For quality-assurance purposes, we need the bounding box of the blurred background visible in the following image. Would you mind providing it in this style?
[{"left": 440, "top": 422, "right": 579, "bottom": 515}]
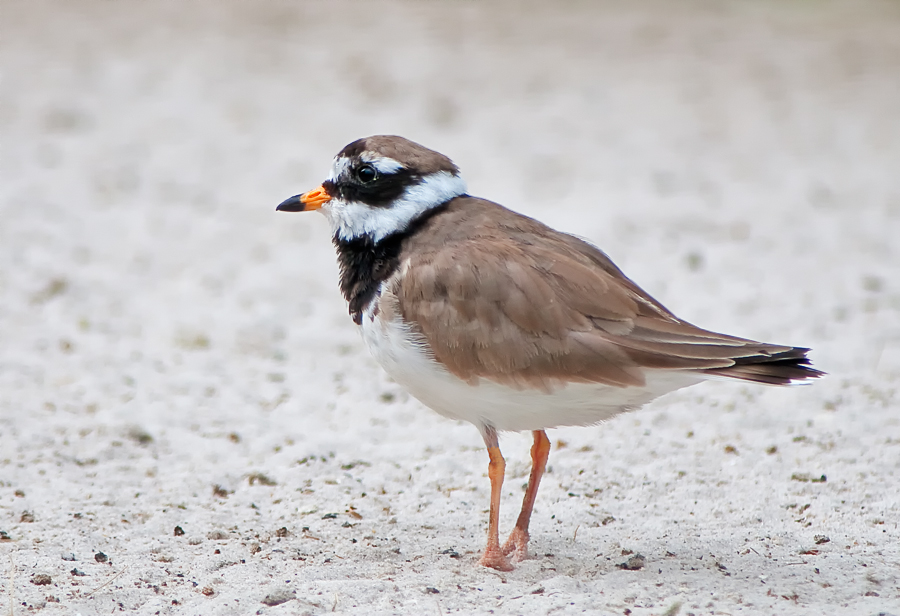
[
  {"left": 2, "top": 0, "right": 897, "bottom": 402},
  {"left": 0, "top": 1, "right": 899, "bottom": 612}
]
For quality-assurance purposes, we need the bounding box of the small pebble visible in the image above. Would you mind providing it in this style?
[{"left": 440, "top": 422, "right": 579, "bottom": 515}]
[
  {"left": 31, "top": 573, "right": 52, "bottom": 586},
  {"left": 261, "top": 587, "right": 294, "bottom": 606},
  {"left": 618, "top": 554, "right": 646, "bottom": 570}
]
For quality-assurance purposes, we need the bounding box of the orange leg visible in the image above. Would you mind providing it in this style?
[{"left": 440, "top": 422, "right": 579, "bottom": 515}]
[
  {"left": 478, "top": 427, "right": 513, "bottom": 571},
  {"left": 502, "top": 430, "right": 551, "bottom": 561}
]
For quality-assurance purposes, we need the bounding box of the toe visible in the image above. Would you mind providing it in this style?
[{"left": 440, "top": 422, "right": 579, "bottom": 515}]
[
  {"left": 510, "top": 544, "right": 529, "bottom": 563},
  {"left": 480, "top": 546, "right": 514, "bottom": 571},
  {"left": 502, "top": 527, "right": 530, "bottom": 560}
]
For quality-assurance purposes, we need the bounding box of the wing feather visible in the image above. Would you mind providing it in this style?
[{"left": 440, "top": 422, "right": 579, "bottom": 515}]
[{"left": 393, "top": 197, "right": 822, "bottom": 389}]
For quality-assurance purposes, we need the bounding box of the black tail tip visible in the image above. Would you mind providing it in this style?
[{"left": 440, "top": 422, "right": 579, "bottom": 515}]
[{"left": 707, "top": 348, "right": 825, "bottom": 386}]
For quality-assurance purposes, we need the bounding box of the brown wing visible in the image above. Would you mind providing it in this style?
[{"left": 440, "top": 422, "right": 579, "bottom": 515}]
[{"left": 393, "top": 197, "right": 821, "bottom": 390}]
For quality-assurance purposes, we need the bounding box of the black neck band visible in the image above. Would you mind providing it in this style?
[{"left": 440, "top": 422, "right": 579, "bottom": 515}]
[{"left": 333, "top": 203, "right": 449, "bottom": 325}]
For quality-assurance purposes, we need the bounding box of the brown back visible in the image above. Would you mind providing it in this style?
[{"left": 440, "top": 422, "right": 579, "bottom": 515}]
[{"left": 392, "top": 196, "right": 818, "bottom": 390}]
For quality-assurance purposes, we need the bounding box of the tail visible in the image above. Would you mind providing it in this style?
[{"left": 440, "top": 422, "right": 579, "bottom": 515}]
[{"left": 703, "top": 347, "right": 824, "bottom": 386}]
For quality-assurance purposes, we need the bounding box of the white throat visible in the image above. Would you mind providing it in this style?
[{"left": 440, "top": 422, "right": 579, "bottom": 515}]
[{"left": 321, "top": 171, "right": 467, "bottom": 243}]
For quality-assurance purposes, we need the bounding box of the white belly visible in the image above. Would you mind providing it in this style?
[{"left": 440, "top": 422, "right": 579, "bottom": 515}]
[{"left": 359, "top": 303, "right": 702, "bottom": 432}]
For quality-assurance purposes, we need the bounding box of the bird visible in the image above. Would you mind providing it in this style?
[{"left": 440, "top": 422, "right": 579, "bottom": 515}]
[{"left": 276, "top": 135, "right": 823, "bottom": 571}]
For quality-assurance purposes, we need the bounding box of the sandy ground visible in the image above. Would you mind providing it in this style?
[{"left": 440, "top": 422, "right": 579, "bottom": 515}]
[{"left": 1, "top": 1, "right": 899, "bottom": 614}]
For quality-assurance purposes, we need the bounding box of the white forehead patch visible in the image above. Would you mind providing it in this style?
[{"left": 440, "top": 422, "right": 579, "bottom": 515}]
[{"left": 327, "top": 156, "right": 351, "bottom": 182}]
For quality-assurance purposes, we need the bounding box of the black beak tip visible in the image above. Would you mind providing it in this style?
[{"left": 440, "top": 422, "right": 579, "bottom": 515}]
[{"left": 276, "top": 194, "right": 306, "bottom": 212}]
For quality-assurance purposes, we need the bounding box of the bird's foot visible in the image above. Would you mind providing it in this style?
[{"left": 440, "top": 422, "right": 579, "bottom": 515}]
[
  {"left": 501, "top": 527, "right": 530, "bottom": 562},
  {"left": 479, "top": 543, "right": 514, "bottom": 571}
]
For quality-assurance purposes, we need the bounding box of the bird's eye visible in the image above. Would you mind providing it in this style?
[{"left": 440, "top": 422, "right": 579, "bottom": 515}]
[{"left": 357, "top": 164, "right": 377, "bottom": 184}]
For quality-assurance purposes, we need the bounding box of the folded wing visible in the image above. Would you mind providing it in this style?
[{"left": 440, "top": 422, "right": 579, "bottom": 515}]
[{"left": 395, "top": 203, "right": 823, "bottom": 390}]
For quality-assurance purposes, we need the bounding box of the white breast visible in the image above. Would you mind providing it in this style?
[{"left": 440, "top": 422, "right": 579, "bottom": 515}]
[{"left": 359, "top": 290, "right": 702, "bottom": 432}]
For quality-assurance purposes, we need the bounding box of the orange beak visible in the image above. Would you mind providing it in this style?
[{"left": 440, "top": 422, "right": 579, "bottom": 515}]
[{"left": 276, "top": 185, "right": 332, "bottom": 212}]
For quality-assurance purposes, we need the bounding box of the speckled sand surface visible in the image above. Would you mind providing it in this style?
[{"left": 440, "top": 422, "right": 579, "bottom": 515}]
[{"left": 1, "top": 1, "right": 899, "bottom": 614}]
